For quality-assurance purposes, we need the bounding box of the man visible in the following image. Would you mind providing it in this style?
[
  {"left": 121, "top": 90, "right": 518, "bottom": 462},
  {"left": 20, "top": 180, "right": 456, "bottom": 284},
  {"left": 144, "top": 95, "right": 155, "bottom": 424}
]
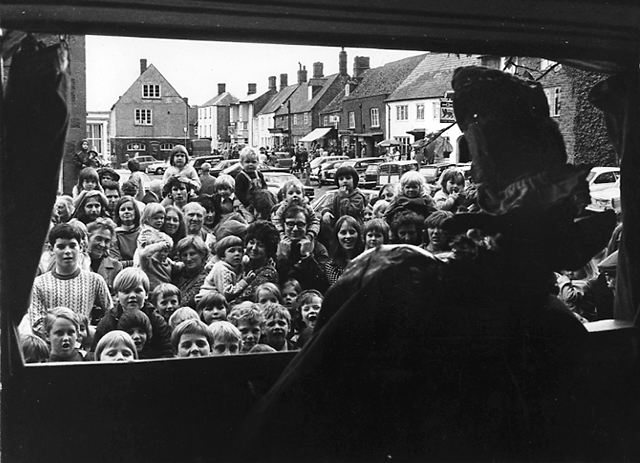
[
  {"left": 199, "top": 162, "right": 216, "bottom": 196},
  {"left": 29, "top": 223, "right": 113, "bottom": 337},
  {"left": 183, "top": 202, "right": 215, "bottom": 251},
  {"left": 102, "top": 179, "right": 122, "bottom": 217}
]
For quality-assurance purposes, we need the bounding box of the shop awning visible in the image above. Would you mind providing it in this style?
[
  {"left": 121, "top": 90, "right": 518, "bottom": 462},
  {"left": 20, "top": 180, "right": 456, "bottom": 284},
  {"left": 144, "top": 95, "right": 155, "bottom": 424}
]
[{"left": 299, "top": 127, "right": 333, "bottom": 142}]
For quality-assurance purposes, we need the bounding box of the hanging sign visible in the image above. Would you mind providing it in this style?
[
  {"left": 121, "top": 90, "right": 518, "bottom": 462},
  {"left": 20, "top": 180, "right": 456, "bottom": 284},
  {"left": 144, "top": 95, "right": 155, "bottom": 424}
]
[{"left": 439, "top": 98, "right": 455, "bottom": 123}]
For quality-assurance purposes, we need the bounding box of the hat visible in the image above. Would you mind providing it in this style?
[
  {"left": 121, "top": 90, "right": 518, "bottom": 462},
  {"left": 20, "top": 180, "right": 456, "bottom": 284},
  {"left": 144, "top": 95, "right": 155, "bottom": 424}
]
[
  {"left": 98, "top": 167, "right": 120, "bottom": 182},
  {"left": 598, "top": 250, "right": 618, "bottom": 274},
  {"left": 334, "top": 165, "right": 359, "bottom": 188},
  {"left": 216, "top": 218, "right": 248, "bottom": 240}
]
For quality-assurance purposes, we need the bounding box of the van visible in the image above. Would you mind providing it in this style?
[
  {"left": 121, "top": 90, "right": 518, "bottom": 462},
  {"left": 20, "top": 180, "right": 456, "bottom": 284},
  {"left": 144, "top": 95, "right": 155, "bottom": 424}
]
[{"left": 374, "top": 160, "right": 419, "bottom": 188}]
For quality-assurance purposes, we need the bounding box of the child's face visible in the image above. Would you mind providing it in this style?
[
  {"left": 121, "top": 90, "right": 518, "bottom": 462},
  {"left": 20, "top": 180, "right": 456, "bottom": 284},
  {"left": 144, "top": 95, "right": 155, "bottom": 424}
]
[
  {"left": 47, "top": 318, "right": 78, "bottom": 358},
  {"left": 224, "top": 245, "right": 244, "bottom": 267},
  {"left": 177, "top": 333, "right": 211, "bottom": 357},
  {"left": 173, "top": 152, "right": 187, "bottom": 167},
  {"left": 337, "top": 175, "right": 354, "bottom": 191},
  {"left": 82, "top": 179, "right": 97, "bottom": 191},
  {"left": 150, "top": 212, "right": 165, "bottom": 230},
  {"left": 156, "top": 293, "right": 180, "bottom": 320},
  {"left": 300, "top": 296, "right": 322, "bottom": 329},
  {"left": 403, "top": 181, "right": 420, "bottom": 198},
  {"left": 282, "top": 286, "right": 299, "bottom": 308},
  {"left": 204, "top": 209, "right": 216, "bottom": 226},
  {"left": 211, "top": 338, "right": 241, "bottom": 356},
  {"left": 286, "top": 185, "right": 303, "bottom": 204},
  {"left": 77, "top": 322, "right": 88, "bottom": 347},
  {"left": 127, "top": 327, "right": 148, "bottom": 352},
  {"left": 241, "top": 156, "right": 258, "bottom": 173},
  {"left": 257, "top": 289, "right": 278, "bottom": 305},
  {"left": 365, "top": 230, "right": 385, "bottom": 250},
  {"left": 446, "top": 179, "right": 463, "bottom": 194},
  {"left": 264, "top": 315, "right": 289, "bottom": 345},
  {"left": 236, "top": 320, "right": 261, "bottom": 352},
  {"left": 397, "top": 224, "right": 419, "bottom": 245},
  {"left": 380, "top": 188, "right": 395, "bottom": 202},
  {"left": 117, "top": 284, "right": 147, "bottom": 312},
  {"left": 53, "top": 238, "right": 80, "bottom": 273},
  {"left": 201, "top": 304, "right": 227, "bottom": 324},
  {"left": 171, "top": 185, "right": 188, "bottom": 202},
  {"left": 363, "top": 208, "right": 373, "bottom": 222},
  {"left": 118, "top": 201, "right": 136, "bottom": 225},
  {"left": 217, "top": 186, "right": 232, "bottom": 198},
  {"left": 99, "top": 344, "right": 136, "bottom": 362},
  {"left": 84, "top": 197, "right": 102, "bottom": 221}
]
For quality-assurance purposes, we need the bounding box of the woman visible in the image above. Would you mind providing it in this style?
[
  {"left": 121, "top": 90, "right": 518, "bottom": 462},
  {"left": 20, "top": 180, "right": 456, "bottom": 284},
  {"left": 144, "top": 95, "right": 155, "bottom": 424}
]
[
  {"left": 162, "top": 145, "right": 201, "bottom": 192},
  {"left": 111, "top": 195, "right": 141, "bottom": 268},
  {"left": 276, "top": 203, "right": 329, "bottom": 293},
  {"left": 87, "top": 217, "right": 123, "bottom": 298},
  {"left": 52, "top": 195, "right": 74, "bottom": 225},
  {"left": 325, "top": 215, "right": 365, "bottom": 286},
  {"left": 162, "top": 205, "right": 187, "bottom": 259},
  {"left": 236, "top": 221, "right": 280, "bottom": 302},
  {"left": 72, "top": 190, "right": 109, "bottom": 225},
  {"left": 173, "top": 235, "right": 210, "bottom": 309}
]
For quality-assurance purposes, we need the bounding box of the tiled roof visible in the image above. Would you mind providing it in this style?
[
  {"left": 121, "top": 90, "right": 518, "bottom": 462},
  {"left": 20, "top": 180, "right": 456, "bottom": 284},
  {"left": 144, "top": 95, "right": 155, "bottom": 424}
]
[
  {"left": 387, "top": 54, "right": 479, "bottom": 101},
  {"left": 257, "top": 85, "right": 299, "bottom": 115},
  {"left": 201, "top": 92, "right": 239, "bottom": 107},
  {"left": 320, "top": 88, "right": 345, "bottom": 114},
  {"left": 344, "top": 53, "right": 428, "bottom": 100},
  {"left": 275, "top": 73, "right": 341, "bottom": 115}
]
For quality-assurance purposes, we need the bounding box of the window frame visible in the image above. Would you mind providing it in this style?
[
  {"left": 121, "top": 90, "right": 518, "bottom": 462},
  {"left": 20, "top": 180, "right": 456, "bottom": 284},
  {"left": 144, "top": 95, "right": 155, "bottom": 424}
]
[
  {"left": 134, "top": 108, "right": 153, "bottom": 126},
  {"left": 142, "top": 84, "right": 161, "bottom": 99}
]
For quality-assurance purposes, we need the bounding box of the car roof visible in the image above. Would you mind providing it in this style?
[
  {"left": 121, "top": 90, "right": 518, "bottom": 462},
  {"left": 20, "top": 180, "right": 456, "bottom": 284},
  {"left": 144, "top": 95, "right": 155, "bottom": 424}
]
[
  {"left": 379, "top": 160, "right": 418, "bottom": 166},
  {"left": 590, "top": 166, "right": 620, "bottom": 173}
]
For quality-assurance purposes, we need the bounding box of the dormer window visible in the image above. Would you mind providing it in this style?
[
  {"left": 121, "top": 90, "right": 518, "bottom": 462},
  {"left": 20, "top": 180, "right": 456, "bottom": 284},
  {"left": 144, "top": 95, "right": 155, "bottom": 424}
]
[
  {"left": 345, "top": 83, "right": 350, "bottom": 97},
  {"left": 142, "top": 84, "right": 161, "bottom": 98}
]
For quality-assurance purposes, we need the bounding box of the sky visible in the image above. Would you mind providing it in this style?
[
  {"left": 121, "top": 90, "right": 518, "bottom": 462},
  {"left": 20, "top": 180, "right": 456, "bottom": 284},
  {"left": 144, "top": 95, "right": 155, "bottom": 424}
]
[{"left": 85, "top": 36, "right": 424, "bottom": 111}]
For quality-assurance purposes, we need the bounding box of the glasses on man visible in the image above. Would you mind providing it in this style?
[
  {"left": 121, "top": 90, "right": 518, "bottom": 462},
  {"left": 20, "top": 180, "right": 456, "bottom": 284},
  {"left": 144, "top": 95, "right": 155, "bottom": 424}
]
[{"left": 285, "top": 221, "right": 306, "bottom": 229}]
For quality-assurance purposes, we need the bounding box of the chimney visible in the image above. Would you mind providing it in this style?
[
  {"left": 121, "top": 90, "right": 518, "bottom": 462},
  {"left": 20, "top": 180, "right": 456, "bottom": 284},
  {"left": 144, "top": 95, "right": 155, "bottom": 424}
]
[
  {"left": 339, "top": 48, "right": 347, "bottom": 76},
  {"left": 313, "top": 62, "right": 324, "bottom": 78},
  {"left": 218, "top": 83, "right": 226, "bottom": 95},
  {"left": 297, "top": 66, "right": 308, "bottom": 84},
  {"left": 280, "top": 73, "right": 288, "bottom": 90},
  {"left": 248, "top": 83, "right": 257, "bottom": 95},
  {"left": 268, "top": 76, "right": 277, "bottom": 92},
  {"left": 140, "top": 59, "right": 147, "bottom": 75},
  {"left": 353, "top": 56, "right": 370, "bottom": 78}
]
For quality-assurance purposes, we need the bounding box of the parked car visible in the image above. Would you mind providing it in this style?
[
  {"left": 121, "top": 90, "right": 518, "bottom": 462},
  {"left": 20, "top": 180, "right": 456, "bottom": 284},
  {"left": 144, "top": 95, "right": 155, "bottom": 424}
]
[
  {"left": 586, "top": 178, "right": 621, "bottom": 213},
  {"left": 209, "top": 159, "right": 240, "bottom": 177},
  {"left": 145, "top": 160, "right": 170, "bottom": 175},
  {"left": 115, "top": 169, "right": 151, "bottom": 193},
  {"left": 120, "top": 155, "right": 159, "bottom": 172},
  {"left": 220, "top": 161, "right": 287, "bottom": 178},
  {"left": 420, "top": 161, "right": 457, "bottom": 184},
  {"left": 310, "top": 155, "right": 349, "bottom": 176},
  {"left": 317, "top": 159, "right": 348, "bottom": 185},
  {"left": 263, "top": 171, "right": 314, "bottom": 199},
  {"left": 190, "top": 155, "right": 223, "bottom": 174},
  {"left": 373, "top": 160, "right": 419, "bottom": 188},
  {"left": 587, "top": 166, "right": 620, "bottom": 194},
  {"left": 338, "top": 157, "right": 386, "bottom": 186}
]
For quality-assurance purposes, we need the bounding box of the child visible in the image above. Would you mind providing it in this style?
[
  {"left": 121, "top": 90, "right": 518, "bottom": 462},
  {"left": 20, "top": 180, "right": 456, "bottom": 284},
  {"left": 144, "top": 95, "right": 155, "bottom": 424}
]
[
  {"left": 150, "top": 283, "right": 181, "bottom": 322},
  {"left": 295, "top": 289, "right": 323, "bottom": 332},
  {"left": 94, "top": 330, "right": 138, "bottom": 362},
  {"left": 234, "top": 146, "right": 268, "bottom": 219},
  {"left": 200, "top": 235, "right": 256, "bottom": 302},
  {"left": 20, "top": 334, "right": 50, "bottom": 363},
  {"left": 363, "top": 204, "right": 374, "bottom": 223},
  {"left": 372, "top": 200, "right": 389, "bottom": 219},
  {"left": 168, "top": 307, "right": 200, "bottom": 330},
  {"left": 228, "top": 304, "right": 264, "bottom": 353},
  {"left": 197, "top": 291, "right": 230, "bottom": 324},
  {"left": 364, "top": 218, "right": 391, "bottom": 250},
  {"left": 72, "top": 166, "right": 103, "bottom": 198},
  {"left": 138, "top": 231, "right": 183, "bottom": 291},
  {"left": 272, "top": 179, "right": 319, "bottom": 242},
  {"left": 281, "top": 278, "right": 302, "bottom": 312},
  {"left": 254, "top": 282, "right": 283, "bottom": 306},
  {"left": 433, "top": 168, "right": 469, "bottom": 212},
  {"left": 261, "top": 303, "right": 295, "bottom": 352},
  {"left": 384, "top": 171, "right": 436, "bottom": 225},
  {"left": 208, "top": 321, "right": 242, "bottom": 356},
  {"left": 321, "top": 165, "right": 366, "bottom": 224},
  {"left": 214, "top": 174, "right": 249, "bottom": 223},
  {"left": 137, "top": 203, "right": 166, "bottom": 248},
  {"left": 118, "top": 309, "right": 156, "bottom": 359},
  {"left": 76, "top": 314, "right": 93, "bottom": 357},
  {"left": 44, "top": 307, "right": 92, "bottom": 362},
  {"left": 171, "top": 319, "right": 214, "bottom": 358}
]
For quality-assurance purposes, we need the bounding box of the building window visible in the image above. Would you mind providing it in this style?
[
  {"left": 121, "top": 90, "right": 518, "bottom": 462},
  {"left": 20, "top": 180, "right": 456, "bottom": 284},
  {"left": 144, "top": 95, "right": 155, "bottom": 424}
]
[
  {"left": 293, "top": 114, "right": 299, "bottom": 125},
  {"left": 416, "top": 104, "right": 425, "bottom": 120},
  {"left": 396, "top": 105, "right": 408, "bottom": 121},
  {"left": 86, "top": 124, "right": 102, "bottom": 154},
  {"left": 345, "top": 83, "right": 350, "bottom": 97},
  {"left": 348, "top": 111, "right": 356, "bottom": 129},
  {"left": 323, "top": 115, "right": 329, "bottom": 126},
  {"left": 126, "top": 143, "right": 146, "bottom": 151},
  {"left": 370, "top": 108, "right": 380, "bottom": 127},
  {"left": 544, "top": 87, "right": 561, "bottom": 116},
  {"left": 304, "top": 112, "right": 309, "bottom": 125},
  {"left": 135, "top": 109, "right": 152, "bottom": 125},
  {"left": 160, "top": 143, "right": 174, "bottom": 151},
  {"left": 142, "top": 84, "right": 160, "bottom": 98},
  {"left": 394, "top": 136, "right": 410, "bottom": 154},
  {"left": 432, "top": 101, "right": 439, "bottom": 119}
]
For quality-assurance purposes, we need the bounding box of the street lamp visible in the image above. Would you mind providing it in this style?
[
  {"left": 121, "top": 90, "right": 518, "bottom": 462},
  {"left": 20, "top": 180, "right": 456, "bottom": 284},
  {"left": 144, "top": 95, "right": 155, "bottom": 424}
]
[{"left": 287, "top": 100, "right": 292, "bottom": 147}]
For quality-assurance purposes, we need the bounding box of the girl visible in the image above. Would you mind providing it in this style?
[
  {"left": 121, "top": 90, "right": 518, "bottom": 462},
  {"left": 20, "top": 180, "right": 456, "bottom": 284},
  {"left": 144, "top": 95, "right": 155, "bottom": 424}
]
[
  {"left": 72, "top": 190, "right": 109, "bottom": 225},
  {"left": 364, "top": 218, "right": 390, "bottom": 250},
  {"left": 197, "top": 291, "right": 230, "bottom": 325},
  {"left": 433, "top": 168, "right": 469, "bottom": 212},
  {"left": 72, "top": 166, "right": 103, "bottom": 198},
  {"left": 94, "top": 330, "right": 138, "bottom": 362},
  {"left": 372, "top": 199, "right": 389, "bottom": 219},
  {"left": 254, "top": 282, "right": 283, "bottom": 305},
  {"left": 281, "top": 278, "right": 302, "bottom": 312},
  {"left": 162, "top": 205, "right": 187, "bottom": 259},
  {"left": 272, "top": 178, "right": 319, "bottom": 242},
  {"left": 295, "top": 289, "right": 323, "bottom": 332},
  {"left": 162, "top": 145, "right": 201, "bottom": 192},
  {"left": 324, "top": 215, "right": 364, "bottom": 286},
  {"left": 137, "top": 203, "right": 166, "bottom": 251},
  {"left": 384, "top": 170, "right": 436, "bottom": 225},
  {"left": 111, "top": 196, "right": 141, "bottom": 268},
  {"left": 377, "top": 183, "right": 396, "bottom": 204},
  {"left": 118, "top": 309, "right": 156, "bottom": 359}
]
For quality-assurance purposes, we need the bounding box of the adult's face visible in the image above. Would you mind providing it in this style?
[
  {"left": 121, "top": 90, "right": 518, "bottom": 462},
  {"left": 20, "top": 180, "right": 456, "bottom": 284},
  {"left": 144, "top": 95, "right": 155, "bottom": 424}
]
[
  {"left": 171, "top": 185, "right": 188, "bottom": 203},
  {"left": 164, "top": 210, "right": 181, "bottom": 236},
  {"left": 105, "top": 189, "right": 120, "bottom": 212},
  {"left": 88, "top": 227, "right": 112, "bottom": 259},
  {"left": 246, "top": 238, "right": 267, "bottom": 264},
  {"left": 118, "top": 201, "right": 136, "bottom": 226},
  {"left": 184, "top": 206, "right": 204, "bottom": 234},
  {"left": 180, "top": 245, "right": 205, "bottom": 272},
  {"left": 337, "top": 220, "right": 358, "bottom": 251},
  {"left": 84, "top": 197, "right": 102, "bottom": 221},
  {"left": 55, "top": 199, "right": 71, "bottom": 222},
  {"left": 284, "top": 212, "right": 308, "bottom": 241}
]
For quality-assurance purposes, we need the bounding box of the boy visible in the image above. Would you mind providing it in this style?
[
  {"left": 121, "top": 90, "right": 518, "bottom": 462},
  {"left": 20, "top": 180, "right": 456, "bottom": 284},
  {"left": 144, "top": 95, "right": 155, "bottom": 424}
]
[
  {"left": 234, "top": 146, "right": 267, "bottom": 218},
  {"left": 20, "top": 334, "right": 50, "bottom": 363},
  {"left": 92, "top": 267, "right": 173, "bottom": 358},
  {"left": 200, "top": 235, "right": 256, "bottom": 302},
  {"left": 118, "top": 308, "right": 156, "bottom": 358},
  {"left": 228, "top": 304, "right": 264, "bottom": 353},
  {"left": 168, "top": 307, "right": 200, "bottom": 330},
  {"left": 150, "top": 283, "right": 181, "bottom": 322},
  {"left": 321, "top": 165, "right": 366, "bottom": 225},
  {"left": 262, "top": 303, "right": 296, "bottom": 352},
  {"left": 171, "top": 319, "right": 214, "bottom": 358},
  {"left": 197, "top": 291, "right": 230, "bottom": 324},
  {"left": 214, "top": 174, "right": 249, "bottom": 221},
  {"left": 208, "top": 321, "right": 242, "bottom": 356},
  {"left": 138, "top": 231, "right": 182, "bottom": 291},
  {"left": 45, "top": 307, "right": 92, "bottom": 362}
]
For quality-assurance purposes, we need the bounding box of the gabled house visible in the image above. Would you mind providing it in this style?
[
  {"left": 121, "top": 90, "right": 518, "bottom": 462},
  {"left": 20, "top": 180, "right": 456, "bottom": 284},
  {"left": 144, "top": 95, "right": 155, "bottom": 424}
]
[
  {"left": 110, "top": 59, "right": 194, "bottom": 164},
  {"left": 386, "top": 53, "right": 479, "bottom": 162},
  {"left": 198, "top": 83, "right": 239, "bottom": 151},
  {"left": 256, "top": 74, "right": 298, "bottom": 149},
  {"left": 229, "top": 79, "right": 277, "bottom": 147},
  {"left": 337, "top": 53, "right": 428, "bottom": 158}
]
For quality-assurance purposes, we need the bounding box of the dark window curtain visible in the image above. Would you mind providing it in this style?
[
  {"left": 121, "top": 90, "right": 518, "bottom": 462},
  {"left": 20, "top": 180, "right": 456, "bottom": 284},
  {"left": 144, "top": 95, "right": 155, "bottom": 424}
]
[
  {"left": 589, "top": 67, "right": 640, "bottom": 322},
  {"left": 1, "top": 36, "right": 69, "bottom": 369}
]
